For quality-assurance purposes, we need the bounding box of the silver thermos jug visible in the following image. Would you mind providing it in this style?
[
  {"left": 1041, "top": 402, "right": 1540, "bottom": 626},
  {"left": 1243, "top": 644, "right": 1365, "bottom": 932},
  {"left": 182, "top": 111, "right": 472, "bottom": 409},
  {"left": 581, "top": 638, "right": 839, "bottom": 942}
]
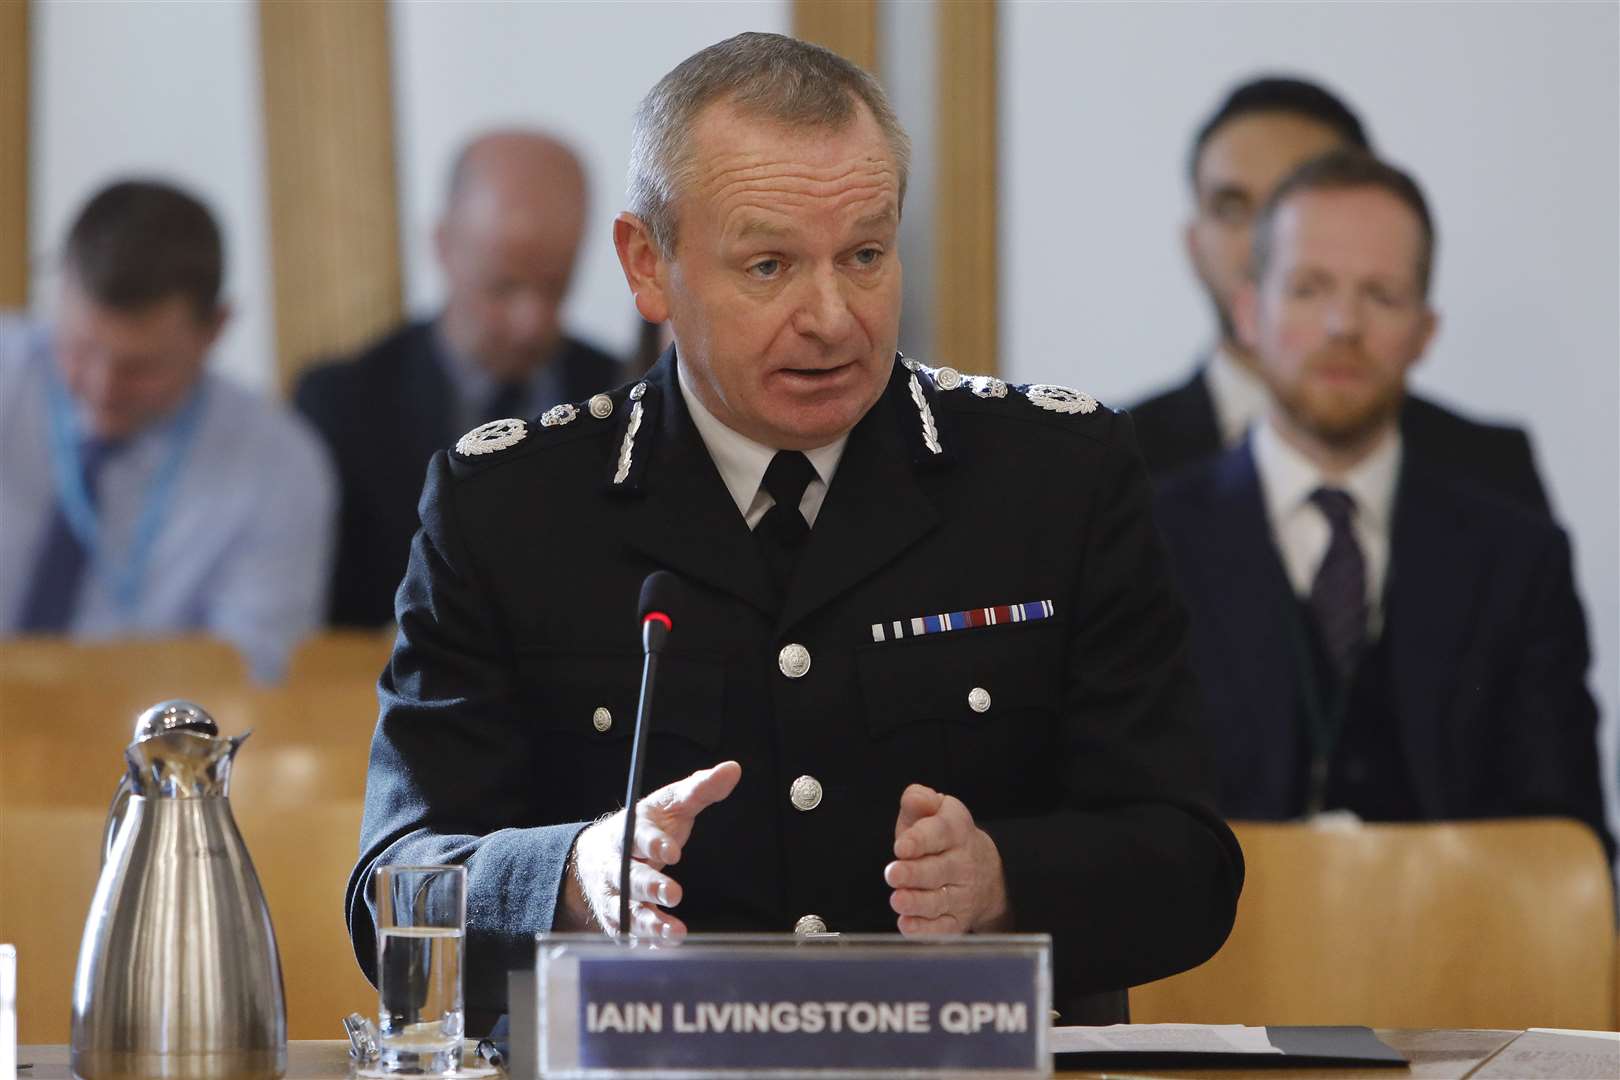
[{"left": 71, "top": 700, "right": 287, "bottom": 1079}]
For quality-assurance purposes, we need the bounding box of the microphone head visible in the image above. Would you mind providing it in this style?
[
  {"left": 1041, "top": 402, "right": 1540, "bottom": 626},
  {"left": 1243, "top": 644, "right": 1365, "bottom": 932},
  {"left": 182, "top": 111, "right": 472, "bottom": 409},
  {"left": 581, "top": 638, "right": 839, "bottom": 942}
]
[{"left": 637, "top": 570, "right": 690, "bottom": 630}]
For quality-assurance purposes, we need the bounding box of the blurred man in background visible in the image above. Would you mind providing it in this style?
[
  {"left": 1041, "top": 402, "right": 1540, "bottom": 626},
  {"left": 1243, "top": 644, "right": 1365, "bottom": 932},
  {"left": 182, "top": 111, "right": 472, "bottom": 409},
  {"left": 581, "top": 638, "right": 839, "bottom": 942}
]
[
  {"left": 1153, "top": 150, "right": 1609, "bottom": 859},
  {"left": 0, "top": 179, "right": 335, "bottom": 683},
  {"left": 1131, "top": 76, "right": 1549, "bottom": 515},
  {"left": 295, "top": 130, "right": 621, "bottom": 628}
]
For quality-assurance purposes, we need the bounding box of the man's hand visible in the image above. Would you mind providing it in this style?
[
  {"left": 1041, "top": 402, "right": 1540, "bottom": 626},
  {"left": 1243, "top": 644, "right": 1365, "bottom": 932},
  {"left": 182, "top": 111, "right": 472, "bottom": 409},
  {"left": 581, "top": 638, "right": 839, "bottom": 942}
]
[
  {"left": 884, "top": 783, "right": 1012, "bottom": 935},
  {"left": 558, "top": 761, "right": 742, "bottom": 941}
]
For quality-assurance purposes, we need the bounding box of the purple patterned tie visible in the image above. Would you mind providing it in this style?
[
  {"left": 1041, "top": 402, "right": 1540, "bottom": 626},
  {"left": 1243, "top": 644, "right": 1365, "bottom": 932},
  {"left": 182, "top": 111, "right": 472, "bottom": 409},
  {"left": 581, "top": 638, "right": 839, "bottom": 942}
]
[{"left": 1308, "top": 487, "right": 1367, "bottom": 680}]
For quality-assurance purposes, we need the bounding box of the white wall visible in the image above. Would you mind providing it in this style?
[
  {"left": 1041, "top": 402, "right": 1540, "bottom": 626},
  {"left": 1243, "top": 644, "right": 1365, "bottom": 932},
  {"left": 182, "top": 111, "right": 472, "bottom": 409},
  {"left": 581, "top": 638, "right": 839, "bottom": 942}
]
[
  {"left": 30, "top": 0, "right": 274, "bottom": 392},
  {"left": 1003, "top": 1, "right": 1620, "bottom": 839},
  {"left": 389, "top": 0, "right": 790, "bottom": 362}
]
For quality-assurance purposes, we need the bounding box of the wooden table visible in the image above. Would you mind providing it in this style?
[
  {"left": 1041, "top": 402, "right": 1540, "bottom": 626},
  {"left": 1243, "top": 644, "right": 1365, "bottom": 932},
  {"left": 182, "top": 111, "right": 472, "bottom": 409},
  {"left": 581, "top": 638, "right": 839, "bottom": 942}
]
[{"left": 11, "top": 1029, "right": 1535, "bottom": 1079}]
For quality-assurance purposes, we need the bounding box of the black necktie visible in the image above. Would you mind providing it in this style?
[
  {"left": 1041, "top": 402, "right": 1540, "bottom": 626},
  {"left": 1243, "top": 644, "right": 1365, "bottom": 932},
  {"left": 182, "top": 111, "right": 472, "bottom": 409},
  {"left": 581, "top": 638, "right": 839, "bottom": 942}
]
[
  {"left": 754, "top": 450, "right": 817, "bottom": 603},
  {"left": 481, "top": 380, "right": 528, "bottom": 424},
  {"left": 17, "top": 438, "right": 126, "bottom": 632},
  {"left": 1308, "top": 487, "right": 1368, "bottom": 681}
]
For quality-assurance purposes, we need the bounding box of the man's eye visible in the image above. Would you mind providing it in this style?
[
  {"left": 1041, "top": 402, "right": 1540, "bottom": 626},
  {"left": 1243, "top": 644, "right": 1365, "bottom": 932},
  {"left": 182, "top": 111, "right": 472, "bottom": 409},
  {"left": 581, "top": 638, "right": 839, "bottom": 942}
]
[
  {"left": 852, "top": 247, "right": 883, "bottom": 267},
  {"left": 748, "top": 259, "right": 781, "bottom": 278},
  {"left": 1209, "top": 196, "right": 1252, "bottom": 226},
  {"left": 1287, "top": 280, "right": 1321, "bottom": 299}
]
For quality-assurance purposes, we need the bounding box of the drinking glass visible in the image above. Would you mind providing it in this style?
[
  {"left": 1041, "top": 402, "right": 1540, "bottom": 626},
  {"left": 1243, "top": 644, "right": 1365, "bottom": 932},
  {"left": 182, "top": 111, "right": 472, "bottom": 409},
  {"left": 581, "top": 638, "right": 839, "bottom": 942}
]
[{"left": 376, "top": 865, "right": 467, "bottom": 1074}]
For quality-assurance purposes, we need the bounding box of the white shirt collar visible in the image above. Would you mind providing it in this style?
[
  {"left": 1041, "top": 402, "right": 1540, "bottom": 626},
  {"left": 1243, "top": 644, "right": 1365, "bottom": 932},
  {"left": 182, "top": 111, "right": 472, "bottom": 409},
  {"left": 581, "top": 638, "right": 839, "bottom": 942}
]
[
  {"left": 1252, "top": 417, "right": 1402, "bottom": 538},
  {"left": 1205, "top": 343, "right": 1273, "bottom": 448},
  {"left": 676, "top": 360, "right": 848, "bottom": 528}
]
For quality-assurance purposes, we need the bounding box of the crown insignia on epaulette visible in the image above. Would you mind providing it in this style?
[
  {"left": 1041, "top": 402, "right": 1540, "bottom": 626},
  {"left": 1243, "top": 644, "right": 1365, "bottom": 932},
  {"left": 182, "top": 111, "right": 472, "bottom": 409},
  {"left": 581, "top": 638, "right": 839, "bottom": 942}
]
[
  {"left": 455, "top": 418, "right": 528, "bottom": 456},
  {"left": 1024, "top": 384, "right": 1099, "bottom": 415}
]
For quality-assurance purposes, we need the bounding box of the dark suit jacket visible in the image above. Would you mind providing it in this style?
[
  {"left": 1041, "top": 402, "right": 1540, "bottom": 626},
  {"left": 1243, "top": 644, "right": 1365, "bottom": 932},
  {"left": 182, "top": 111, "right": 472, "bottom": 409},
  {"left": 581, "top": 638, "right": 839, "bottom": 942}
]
[
  {"left": 1130, "top": 364, "right": 1552, "bottom": 515},
  {"left": 346, "top": 351, "right": 1244, "bottom": 1021},
  {"left": 293, "top": 320, "right": 621, "bottom": 627},
  {"left": 1154, "top": 440, "right": 1611, "bottom": 860}
]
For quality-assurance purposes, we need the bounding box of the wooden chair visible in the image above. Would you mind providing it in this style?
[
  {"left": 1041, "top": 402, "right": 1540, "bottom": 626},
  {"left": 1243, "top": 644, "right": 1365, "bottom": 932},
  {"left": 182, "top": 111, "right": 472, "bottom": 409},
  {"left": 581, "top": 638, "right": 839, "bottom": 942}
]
[
  {"left": 1, "top": 634, "right": 385, "bottom": 1042},
  {"left": 1130, "top": 818, "right": 1617, "bottom": 1030}
]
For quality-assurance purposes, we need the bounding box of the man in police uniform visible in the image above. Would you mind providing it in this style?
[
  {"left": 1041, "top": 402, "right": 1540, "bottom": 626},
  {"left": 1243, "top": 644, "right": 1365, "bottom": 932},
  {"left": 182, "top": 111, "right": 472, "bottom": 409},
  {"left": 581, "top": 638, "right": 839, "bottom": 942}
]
[{"left": 347, "top": 32, "right": 1243, "bottom": 1024}]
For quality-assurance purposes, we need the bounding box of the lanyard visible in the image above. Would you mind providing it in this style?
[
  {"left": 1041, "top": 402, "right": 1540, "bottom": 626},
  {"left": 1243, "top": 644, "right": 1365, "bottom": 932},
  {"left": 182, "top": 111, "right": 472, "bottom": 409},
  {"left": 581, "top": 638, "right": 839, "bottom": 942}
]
[{"left": 44, "top": 375, "right": 207, "bottom": 615}]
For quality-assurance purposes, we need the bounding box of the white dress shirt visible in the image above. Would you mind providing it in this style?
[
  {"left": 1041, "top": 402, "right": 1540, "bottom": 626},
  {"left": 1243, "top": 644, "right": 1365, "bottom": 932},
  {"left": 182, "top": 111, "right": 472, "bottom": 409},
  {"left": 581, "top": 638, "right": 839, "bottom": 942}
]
[
  {"left": 677, "top": 362, "right": 848, "bottom": 530},
  {"left": 1252, "top": 418, "right": 1402, "bottom": 636},
  {"left": 1206, "top": 343, "right": 1274, "bottom": 448}
]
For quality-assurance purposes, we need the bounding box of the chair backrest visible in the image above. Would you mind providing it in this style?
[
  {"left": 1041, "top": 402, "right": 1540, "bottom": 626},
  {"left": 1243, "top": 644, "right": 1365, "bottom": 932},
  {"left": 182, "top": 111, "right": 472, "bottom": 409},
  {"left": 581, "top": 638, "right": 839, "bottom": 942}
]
[
  {"left": 0, "top": 634, "right": 384, "bottom": 1042},
  {"left": 1130, "top": 818, "right": 1617, "bottom": 1030}
]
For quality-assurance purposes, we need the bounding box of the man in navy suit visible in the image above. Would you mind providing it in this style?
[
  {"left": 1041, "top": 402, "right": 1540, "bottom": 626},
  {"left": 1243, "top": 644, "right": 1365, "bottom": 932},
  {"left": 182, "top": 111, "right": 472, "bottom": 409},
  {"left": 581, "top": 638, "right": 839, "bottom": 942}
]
[
  {"left": 1131, "top": 77, "right": 1549, "bottom": 516},
  {"left": 1155, "top": 149, "right": 1610, "bottom": 859},
  {"left": 295, "top": 131, "right": 622, "bottom": 627}
]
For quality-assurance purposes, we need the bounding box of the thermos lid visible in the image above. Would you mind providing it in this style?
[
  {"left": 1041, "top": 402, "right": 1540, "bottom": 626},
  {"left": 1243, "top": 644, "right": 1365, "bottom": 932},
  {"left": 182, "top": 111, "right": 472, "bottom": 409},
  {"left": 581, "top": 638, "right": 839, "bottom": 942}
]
[{"left": 132, "top": 700, "right": 219, "bottom": 742}]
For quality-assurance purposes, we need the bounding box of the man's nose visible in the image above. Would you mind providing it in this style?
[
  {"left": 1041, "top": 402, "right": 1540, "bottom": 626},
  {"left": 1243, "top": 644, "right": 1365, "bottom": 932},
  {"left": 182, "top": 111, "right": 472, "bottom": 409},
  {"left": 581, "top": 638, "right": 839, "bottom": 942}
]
[
  {"left": 1323, "top": 294, "right": 1365, "bottom": 340},
  {"left": 505, "top": 292, "right": 556, "bottom": 343},
  {"left": 792, "top": 267, "right": 855, "bottom": 344}
]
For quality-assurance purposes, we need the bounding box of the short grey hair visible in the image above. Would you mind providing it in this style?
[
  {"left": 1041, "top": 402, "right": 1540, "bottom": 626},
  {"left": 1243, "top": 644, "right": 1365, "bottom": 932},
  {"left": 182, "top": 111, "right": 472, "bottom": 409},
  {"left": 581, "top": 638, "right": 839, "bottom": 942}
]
[{"left": 627, "top": 32, "right": 911, "bottom": 255}]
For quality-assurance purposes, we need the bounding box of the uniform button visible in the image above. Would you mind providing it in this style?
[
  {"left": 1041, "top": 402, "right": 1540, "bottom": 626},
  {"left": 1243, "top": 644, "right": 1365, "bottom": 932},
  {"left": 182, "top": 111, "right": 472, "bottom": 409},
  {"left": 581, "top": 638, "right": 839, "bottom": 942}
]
[
  {"left": 795, "top": 914, "right": 828, "bottom": 935},
  {"left": 968, "top": 687, "right": 991, "bottom": 714},
  {"left": 591, "top": 707, "right": 613, "bottom": 733},
  {"left": 790, "top": 775, "right": 823, "bottom": 811},
  {"left": 934, "top": 365, "right": 963, "bottom": 391},
  {"left": 588, "top": 394, "right": 614, "bottom": 420},
  {"left": 778, "top": 643, "right": 812, "bottom": 679}
]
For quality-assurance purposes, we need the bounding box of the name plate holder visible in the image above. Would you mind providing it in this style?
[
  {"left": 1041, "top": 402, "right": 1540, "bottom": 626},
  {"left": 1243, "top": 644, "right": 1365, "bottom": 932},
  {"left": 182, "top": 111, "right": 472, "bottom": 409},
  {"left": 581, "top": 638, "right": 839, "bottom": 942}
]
[{"left": 520, "top": 932, "right": 1050, "bottom": 1078}]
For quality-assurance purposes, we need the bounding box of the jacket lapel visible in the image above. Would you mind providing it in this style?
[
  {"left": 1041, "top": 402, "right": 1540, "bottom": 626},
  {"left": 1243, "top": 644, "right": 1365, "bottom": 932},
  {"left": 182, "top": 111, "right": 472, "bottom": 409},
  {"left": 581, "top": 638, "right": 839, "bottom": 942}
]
[
  {"left": 619, "top": 353, "right": 777, "bottom": 617},
  {"left": 1197, "top": 442, "right": 1308, "bottom": 810},
  {"left": 1385, "top": 464, "right": 1486, "bottom": 818},
  {"left": 779, "top": 378, "right": 941, "bottom": 631}
]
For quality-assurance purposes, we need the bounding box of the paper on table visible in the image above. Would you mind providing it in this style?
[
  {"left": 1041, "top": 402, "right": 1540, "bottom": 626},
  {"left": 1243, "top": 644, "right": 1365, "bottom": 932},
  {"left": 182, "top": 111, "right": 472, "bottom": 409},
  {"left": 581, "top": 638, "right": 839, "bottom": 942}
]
[
  {"left": 1051, "top": 1023, "right": 1283, "bottom": 1055},
  {"left": 1471, "top": 1028, "right": 1620, "bottom": 1080}
]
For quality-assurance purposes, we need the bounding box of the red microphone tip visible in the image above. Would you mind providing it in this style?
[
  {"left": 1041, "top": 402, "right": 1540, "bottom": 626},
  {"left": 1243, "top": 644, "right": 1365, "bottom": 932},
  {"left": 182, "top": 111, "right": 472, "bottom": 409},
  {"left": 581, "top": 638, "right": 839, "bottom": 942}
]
[{"left": 644, "top": 611, "right": 672, "bottom": 632}]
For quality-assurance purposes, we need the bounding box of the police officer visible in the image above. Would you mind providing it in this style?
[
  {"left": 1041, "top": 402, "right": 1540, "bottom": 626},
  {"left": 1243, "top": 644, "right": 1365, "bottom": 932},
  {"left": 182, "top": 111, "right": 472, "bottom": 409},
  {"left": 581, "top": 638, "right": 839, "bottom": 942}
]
[{"left": 347, "top": 32, "right": 1242, "bottom": 1024}]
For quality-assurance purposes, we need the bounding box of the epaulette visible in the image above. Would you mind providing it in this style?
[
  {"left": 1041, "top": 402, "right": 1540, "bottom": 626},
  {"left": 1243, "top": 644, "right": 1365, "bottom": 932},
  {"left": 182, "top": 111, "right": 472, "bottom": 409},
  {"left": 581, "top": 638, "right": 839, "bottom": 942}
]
[
  {"left": 901, "top": 354, "right": 1106, "bottom": 425},
  {"left": 447, "top": 387, "right": 625, "bottom": 478}
]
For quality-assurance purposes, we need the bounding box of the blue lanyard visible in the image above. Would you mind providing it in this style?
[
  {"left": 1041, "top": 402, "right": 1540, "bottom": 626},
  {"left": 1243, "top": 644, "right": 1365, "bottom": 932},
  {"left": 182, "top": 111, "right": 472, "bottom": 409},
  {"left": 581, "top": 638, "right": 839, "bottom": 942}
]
[{"left": 44, "top": 375, "right": 207, "bottom": 615}]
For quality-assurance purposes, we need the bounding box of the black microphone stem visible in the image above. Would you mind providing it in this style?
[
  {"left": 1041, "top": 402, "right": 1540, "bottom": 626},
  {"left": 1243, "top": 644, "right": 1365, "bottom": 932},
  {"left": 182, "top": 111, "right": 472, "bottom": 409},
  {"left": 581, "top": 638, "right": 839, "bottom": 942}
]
[{"left": 619, "top": 642, "right": 659, "bottom": 940}]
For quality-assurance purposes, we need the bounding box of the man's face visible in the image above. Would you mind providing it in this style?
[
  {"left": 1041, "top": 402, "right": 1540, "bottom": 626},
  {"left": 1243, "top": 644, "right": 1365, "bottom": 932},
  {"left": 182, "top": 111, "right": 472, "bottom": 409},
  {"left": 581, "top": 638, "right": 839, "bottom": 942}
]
[
  {"left": 1186, "top": 112, "right": 1350, "bottom": 342},
  {"left": 54, "top": 277, "right": 221, "bottom": 440},
  {"left": 437, "top": 187, "right": 584, "bottom": 381},
  {"left": 1236, "top": 186, "right": 1436, "bottom": 448},
  {"left": 634, "top": 101, "right": 902, "bottom": 450}
]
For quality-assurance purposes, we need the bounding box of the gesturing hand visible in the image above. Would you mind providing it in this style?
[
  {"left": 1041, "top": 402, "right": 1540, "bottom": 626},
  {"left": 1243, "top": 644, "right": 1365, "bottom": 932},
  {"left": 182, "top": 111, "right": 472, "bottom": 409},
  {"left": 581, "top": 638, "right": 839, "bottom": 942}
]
[
  {"left": 884, "top": 783, "right": 1011, "bottom": 935},
  {"left": 559, "top": 760, "right": 741, "bottom": 941}
]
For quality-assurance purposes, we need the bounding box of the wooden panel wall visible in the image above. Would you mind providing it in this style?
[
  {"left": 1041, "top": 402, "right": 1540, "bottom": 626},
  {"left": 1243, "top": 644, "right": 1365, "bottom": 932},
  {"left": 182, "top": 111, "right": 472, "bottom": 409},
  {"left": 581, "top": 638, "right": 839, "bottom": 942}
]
[
  {"left": 935, "top": 0, "right": 998, "bottom": 376},
  {"left": 793, "top": 0, "right": 879, "bottom": 73},
  {"left": 259, "top": 0, "right": 402, "bottom": 391},
  {"left": 1, "top": 0, "right": 29, "bottom": 308}
]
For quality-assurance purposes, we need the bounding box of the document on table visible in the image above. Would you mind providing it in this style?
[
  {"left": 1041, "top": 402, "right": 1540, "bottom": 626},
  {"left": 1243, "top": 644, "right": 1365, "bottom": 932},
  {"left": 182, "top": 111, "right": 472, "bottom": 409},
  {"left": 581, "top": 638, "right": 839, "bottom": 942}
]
[
  {"left": 1052, "top": 1023, "right": 1282, "bottom": 1055},
  {"left": 1471, "top": 1028, "right": 1620, "bottom": 1080}
]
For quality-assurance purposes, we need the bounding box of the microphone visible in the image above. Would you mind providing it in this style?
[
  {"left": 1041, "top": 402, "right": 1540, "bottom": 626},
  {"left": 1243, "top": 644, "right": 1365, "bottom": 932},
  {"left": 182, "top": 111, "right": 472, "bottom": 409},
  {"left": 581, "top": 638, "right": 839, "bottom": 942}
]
[{"left": 620, "top": 571, "right": 689, "bottom": 938}]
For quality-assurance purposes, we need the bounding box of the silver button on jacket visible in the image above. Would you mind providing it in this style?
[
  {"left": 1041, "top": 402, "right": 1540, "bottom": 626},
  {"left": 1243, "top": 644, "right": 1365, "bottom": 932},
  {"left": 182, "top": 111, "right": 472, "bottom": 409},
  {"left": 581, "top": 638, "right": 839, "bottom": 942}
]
[
  {"left": 591, "top": 707, "right": 613, "bottom": 733},
  {"left": 968, "top": 687, "right": 992, "bottom": 713},
  {"left": 794, "top": 914, "right": 828, "bottom": 935},
  {"left": 789, "top": 775, "right": 823, "bottom": 811},
  {"left": 778, "top": 643, "right": 811, "bottom": 679}
]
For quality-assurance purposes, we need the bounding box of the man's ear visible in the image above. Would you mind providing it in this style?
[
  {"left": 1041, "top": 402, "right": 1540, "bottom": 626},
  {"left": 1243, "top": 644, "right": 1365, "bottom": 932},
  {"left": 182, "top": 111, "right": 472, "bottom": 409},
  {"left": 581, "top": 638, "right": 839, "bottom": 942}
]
[
  {"left": 614, "top": 212, "right": 670, "bottom": 325},
  {"left": 199, "top": 300, "right": 232, "bottom": 352},
  {"left": 1232, "top": 281, "right": 1261, "bottom": 352},
  {"left": 1407, "top": 305, "right": 1440, "bottom": 373}
]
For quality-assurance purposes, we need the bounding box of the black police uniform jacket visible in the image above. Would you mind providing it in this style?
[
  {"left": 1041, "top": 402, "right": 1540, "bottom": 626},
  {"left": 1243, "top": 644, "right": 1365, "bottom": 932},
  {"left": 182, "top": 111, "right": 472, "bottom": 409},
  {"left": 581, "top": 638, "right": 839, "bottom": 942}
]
[{"left": 347, "top": 349, "right": 1244, "bottom": 1019}]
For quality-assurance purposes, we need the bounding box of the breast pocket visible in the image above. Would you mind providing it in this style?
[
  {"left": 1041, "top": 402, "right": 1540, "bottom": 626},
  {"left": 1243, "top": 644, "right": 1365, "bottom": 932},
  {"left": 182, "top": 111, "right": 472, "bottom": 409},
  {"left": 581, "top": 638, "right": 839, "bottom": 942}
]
[
  {"left": 516, "top": 650, "right": 725, "bottom": 813},
  {"left": 855, "top": 622, "right": 1064, "bottom": 812}
]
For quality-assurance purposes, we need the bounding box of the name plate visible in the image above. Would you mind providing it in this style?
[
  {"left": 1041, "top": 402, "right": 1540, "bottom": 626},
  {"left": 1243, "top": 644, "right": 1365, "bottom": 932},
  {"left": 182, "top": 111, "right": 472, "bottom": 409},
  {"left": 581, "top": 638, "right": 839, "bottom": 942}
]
[{"left": 530, "top": 933, "right": 1050, "bottom": 1078}]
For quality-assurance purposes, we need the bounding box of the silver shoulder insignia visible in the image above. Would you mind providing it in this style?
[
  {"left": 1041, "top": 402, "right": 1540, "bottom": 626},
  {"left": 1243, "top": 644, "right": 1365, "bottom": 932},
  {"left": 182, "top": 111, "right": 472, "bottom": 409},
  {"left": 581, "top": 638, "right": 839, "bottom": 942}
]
[
  {"left": 611, "top": 397, "right": 645, "bottom": 485},
  {"left": 588, "top": 394, "right": 614, "bottom": 420},
  {"left": 900, "top": 355, "right": 922, "bottom": 373},
  {"left": 455, "top": 418, "right": 528, "bottom": 456},
  {"left": 539, "top": 403, "right": 578, "bottom": 428},
  {"left": 933, "top": 365, "right": 963, "bottom": 391},
  {"left": 907, "top": 374, "right": 944, "bottom": 455},
  {"left": 969, "top": 375, "right": 1008, "bottom": 399},
  {"left": 629, "top": 381, "right": 648, "bottom": 401},
  {"left": 1025, "top": 383, "right": 1099, "bottom": 415}
]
